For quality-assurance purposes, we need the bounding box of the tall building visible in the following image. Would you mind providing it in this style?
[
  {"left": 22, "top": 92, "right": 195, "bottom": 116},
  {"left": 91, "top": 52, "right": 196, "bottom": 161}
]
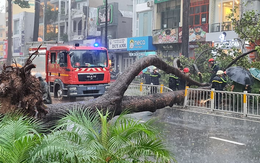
[
  {"left": 49, "top": 0, "right": 133, "bottom": 43},
  {"left": 5, "top": 0, "right": 36, "bottom": 57},
  {"left": 207, "top": 0, "right": 260, "bottom": 59},
  {"left": 0, "top": 13, "right": 6, "bottom": 57}
]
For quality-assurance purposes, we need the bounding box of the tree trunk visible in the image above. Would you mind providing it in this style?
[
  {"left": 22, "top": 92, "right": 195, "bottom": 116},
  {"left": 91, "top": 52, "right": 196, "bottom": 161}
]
[
  {"left": 182, "top": 0, "right": 190, "bottom": 57},
  {"left": 33, "top": 0, "right": 40, "bottom": 41}
]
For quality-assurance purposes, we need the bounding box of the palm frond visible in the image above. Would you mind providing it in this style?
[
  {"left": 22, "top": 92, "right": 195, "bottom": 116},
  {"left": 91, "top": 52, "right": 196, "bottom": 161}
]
[{"left": 0, "top": 113, "right": 43, "bottom": 163}]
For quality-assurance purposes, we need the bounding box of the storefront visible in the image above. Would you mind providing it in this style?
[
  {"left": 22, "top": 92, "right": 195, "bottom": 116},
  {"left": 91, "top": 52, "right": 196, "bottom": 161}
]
[
  {"left": 152, "top": 28, "right": 181, "bottom": 58},
  {"left": 207, "top": 31, "right": 243, "bottom": 57},
  {"left": 108, "top": 38, "right": 128, "bottom": 74},
  {"left": 126, "top": 36, "right": 157, "bottom": 72}
]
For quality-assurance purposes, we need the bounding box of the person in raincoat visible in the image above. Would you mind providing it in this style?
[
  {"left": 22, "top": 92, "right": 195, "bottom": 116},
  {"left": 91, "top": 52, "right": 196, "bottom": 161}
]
[
  {"left": 169, "top": 73, "right": 179, "bottom": 91},
  {"left": 35, "top": 73, "right": 52, "bottom": 104},
  {"left": 142, "top": 68, "right": 151, "bottom": 84},
  {"left": 208, "top": 58, "right": 219, "bottom": 83},
  {"left": 178, "top": 67, "right": 190, "bottom": 90},
  {"left": 150, "top": 67, "right": 161, "bottom": 94},
  {"left": 211, "top": 70, "right": 227, "bottom": 109}
]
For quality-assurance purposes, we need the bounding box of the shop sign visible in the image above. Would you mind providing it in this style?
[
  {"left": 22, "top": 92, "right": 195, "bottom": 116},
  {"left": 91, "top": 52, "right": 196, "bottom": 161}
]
[
  {"left": 3, "top": 40, "right": 7, "bottom": 59},
  {"left": 97, "top": 2, "right": 118, "bottom": 27},
  {"left": 129, "top": 51, "right": 156, "bottom": 57},
  {"left": 152, "top": 28, "right": 178, "bottom": 44},
  {"left": 127, "top": 36, "right": 156, "bottom": 51},
  {"left": 109, "top": 38, "right": 127, "bottom": 50},
  {"left": 154, "top": 0, "right": 170, "bottom": 4},
  {"left": 178, "top": 24, "right": 209, "bottom": 43},
  {"left": 129, "top": 52, "right": 145, "bottom": 57},
  {"left": 214, "top": 40, "right": 241, "bottom": 49}
]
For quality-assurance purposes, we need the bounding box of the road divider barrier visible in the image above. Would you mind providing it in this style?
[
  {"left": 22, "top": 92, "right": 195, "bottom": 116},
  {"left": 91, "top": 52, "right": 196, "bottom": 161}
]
[
  {"left": 184, "top": 88, "right": 260, "bottom": 117},
  {"left": 124, "top": 83, "right": 173, "bottom": 96}
]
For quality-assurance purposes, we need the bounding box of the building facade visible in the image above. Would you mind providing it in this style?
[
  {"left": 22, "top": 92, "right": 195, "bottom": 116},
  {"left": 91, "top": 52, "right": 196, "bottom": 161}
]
[
  {"left": 0, "top": 13, "right": 6, "bottom": 58},
  {"left": 207, "top": 0, "right": 260, "bottom": 59}
]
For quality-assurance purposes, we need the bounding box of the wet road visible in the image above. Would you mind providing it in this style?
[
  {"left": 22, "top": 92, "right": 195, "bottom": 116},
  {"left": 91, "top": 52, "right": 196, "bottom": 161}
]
[
  {"left": 51, "top": 94, "right": 94, "bottom": 104},
  {"left": 51, "top": 95, "right": 260, "bottom": 163},
  {"left": 125, "top": 107, "right": 260, "bottom": 163}
]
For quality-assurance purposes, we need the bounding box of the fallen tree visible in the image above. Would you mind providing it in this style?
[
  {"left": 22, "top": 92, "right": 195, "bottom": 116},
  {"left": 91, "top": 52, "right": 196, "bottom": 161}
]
[
  {"left": 43, "top": 55, "right": 209, "bottom": 126},
  {"left": 0, "top": 50, "right": 209, "bottom": 126}
]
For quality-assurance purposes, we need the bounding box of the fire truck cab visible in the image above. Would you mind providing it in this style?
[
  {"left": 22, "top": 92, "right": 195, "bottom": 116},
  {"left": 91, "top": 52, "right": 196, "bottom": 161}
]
[{"left": 46, "top": 43, "right": 111, "bottom": 99}]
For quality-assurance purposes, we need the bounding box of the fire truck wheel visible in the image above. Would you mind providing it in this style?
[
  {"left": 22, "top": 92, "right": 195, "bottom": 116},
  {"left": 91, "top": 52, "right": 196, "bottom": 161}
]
[
  {"left": 54, "top": 84, "right": 63, "bottom": 101},
  {"left": 57, "top": 89, "right": 63, "bottom": 101}
]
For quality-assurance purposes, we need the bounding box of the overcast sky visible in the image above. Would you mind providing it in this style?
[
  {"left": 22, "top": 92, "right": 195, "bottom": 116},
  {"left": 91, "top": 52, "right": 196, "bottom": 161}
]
[{"left": 0, "top": 1, "right": 5, "bottom": 13}]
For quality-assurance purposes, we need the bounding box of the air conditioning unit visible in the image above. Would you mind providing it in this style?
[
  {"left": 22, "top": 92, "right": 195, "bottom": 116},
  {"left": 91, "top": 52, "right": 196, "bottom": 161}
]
[{"left": 147, "top": 1, "right": 154, "bottom": 7}]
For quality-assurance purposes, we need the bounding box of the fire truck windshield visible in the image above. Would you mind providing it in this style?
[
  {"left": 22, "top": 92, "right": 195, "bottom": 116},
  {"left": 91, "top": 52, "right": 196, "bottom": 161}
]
[{"left": 70, "top": 50, "right": 108, "bottom": 68}]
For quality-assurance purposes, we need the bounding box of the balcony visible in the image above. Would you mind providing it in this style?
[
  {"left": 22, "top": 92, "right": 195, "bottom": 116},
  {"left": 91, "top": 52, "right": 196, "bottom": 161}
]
[
  {"left": 60, "top": 14, "right": 68, "bottom": 21},
  {"left": 72, "top": 30, "right": 84, "bottom": 41},
  {"left": 50, "top": 0, "right": 59, "bottom": 4},
  {"left": 71, "top": 9, "right": 84, "bottom": 19},
  {"left": 210, "top": 22, "right": 232, "bottom": 33}
]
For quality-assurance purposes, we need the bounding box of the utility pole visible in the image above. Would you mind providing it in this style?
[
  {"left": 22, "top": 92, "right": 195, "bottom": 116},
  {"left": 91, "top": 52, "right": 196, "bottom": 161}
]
[
  {"left": 105, "top": 0, "right": 108, "bottom": 48},
  {"left": 7, "top": 0, "right": 12, "bottom": 66},
  {"left": 33, "top": 0, "right": 40, "bottom": 41},
  {"left": 58, "top": 0, "right": 61, "bottom": 42},
  {"left": 181, "top": 0, "right": 190, "bottom": 57},
  {"left": 68, "top": 0, "right": 71, "bottom": 41}
]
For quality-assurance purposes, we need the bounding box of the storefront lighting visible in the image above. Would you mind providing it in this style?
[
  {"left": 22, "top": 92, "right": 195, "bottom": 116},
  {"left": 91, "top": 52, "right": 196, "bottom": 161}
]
[
  {"left": 230, "top": 2, "right": 232, "bottom": 5},
  {"left": 218, "top": 4, "right": 220, "bottom": 7}
]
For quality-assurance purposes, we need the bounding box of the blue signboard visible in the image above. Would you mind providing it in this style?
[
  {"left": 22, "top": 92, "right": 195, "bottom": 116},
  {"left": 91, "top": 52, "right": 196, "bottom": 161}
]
[{"left": 127, "top": 36, "right": 156, "bottom": 51}]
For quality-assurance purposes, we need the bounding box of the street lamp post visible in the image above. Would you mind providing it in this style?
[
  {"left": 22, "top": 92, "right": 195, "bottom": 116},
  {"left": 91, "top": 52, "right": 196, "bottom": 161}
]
[{"left": 105, "top": 0, "right": 108, "bottom": 48}]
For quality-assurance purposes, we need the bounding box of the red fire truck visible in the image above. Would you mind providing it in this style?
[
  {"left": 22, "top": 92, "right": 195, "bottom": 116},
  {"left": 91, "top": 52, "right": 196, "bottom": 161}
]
[{"left": 27, "top": 42, "right": 111, "bottom": 100}]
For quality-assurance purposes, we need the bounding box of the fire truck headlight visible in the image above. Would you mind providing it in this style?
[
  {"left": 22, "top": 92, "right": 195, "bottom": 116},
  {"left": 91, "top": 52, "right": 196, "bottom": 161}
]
[
  {"left": 105, "top": 85, "right": 110, "bottom": 90},
  {"left": 69, "top": 87, "right": 77, "bottom": 91}
]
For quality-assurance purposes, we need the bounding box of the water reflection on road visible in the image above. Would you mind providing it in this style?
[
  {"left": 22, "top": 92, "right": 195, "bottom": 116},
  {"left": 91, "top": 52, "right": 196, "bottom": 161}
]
[{"left": 152, "top": 107, "right": 260, "bottom": 163}]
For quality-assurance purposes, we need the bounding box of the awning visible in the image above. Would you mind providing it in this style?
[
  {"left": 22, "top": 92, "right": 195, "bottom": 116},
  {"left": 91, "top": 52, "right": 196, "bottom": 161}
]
[{"left": 154, "top": 0, "right": 170, "bottom": 4}]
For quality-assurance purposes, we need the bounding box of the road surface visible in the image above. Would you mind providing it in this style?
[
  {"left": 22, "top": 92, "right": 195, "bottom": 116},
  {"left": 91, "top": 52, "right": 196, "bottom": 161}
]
[
  {"left": 50, "top": 95, "right": 260, "bottom": 163},
  {"left": 123, "top": 107, "right": 260, "bottom": 163}
]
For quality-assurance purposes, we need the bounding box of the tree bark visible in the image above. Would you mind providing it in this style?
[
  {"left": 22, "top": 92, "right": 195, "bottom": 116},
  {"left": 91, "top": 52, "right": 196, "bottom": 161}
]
[{"left": 43, "top": 55, "right": 209, "bottom": 126}]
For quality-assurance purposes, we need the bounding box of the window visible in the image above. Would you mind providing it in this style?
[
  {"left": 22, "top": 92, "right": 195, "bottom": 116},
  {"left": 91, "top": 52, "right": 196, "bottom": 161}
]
[
  {"left": 58, "top": 52, "right": 67, "bottom": 67},
  {"left": 189, "top": 0, "right": 209, "bottom": 27},
  {"left": 14, "top": 20, "right": 19, "bottom": 35},
  {"left": 222, "top": 1, "right": 239, "bottom": 22},
  {"left": 51, "top": 52, "right": 56, "bottom": 63},
  {"left": 137, "top": 11, "right": 152, "bottom": 36},
  {"left": 70, "top": 50, "right": 108, "bottom": 68},
  {"left": 161, "top": 6, "right": 180, "bottom": 29},
  {"left": 137, "top": 0, "right": 148, "bottom": 4}
]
